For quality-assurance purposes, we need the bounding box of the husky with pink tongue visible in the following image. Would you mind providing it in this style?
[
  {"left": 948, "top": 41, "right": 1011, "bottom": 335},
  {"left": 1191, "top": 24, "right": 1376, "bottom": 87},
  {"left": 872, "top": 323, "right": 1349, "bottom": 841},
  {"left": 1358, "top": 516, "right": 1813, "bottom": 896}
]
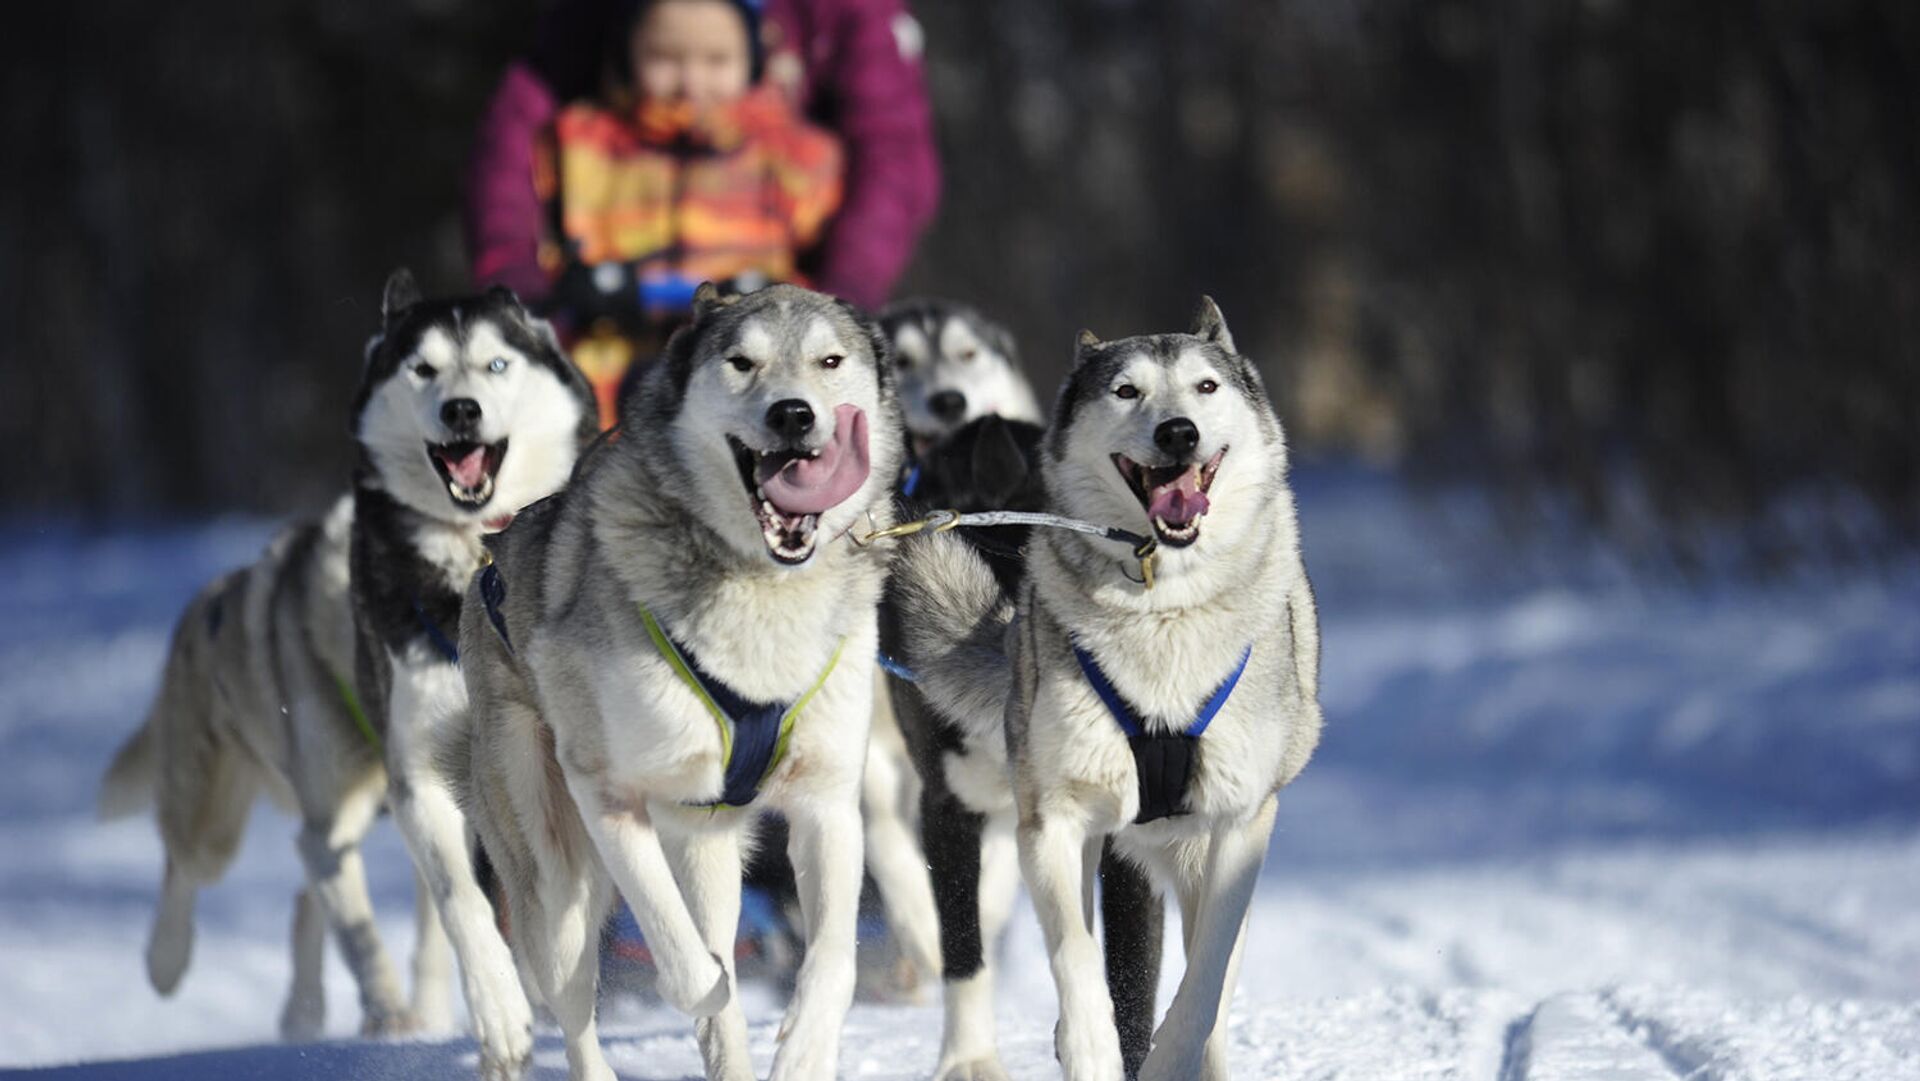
[{"left": 456, "top": 283, "right": 905, "bottom": 1081}]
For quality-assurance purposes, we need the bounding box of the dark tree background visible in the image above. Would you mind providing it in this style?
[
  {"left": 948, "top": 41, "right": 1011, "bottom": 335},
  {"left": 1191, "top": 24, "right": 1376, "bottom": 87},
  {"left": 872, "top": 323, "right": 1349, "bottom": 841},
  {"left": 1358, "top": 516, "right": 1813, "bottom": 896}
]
[{"left": 3, "top": 1, "right": 1915, "bottom": 568}]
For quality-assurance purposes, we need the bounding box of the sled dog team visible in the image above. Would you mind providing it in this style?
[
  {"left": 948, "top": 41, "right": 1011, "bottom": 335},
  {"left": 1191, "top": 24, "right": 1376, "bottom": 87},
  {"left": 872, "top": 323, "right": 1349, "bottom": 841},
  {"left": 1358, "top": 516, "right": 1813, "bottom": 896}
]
[{"left": 102, "top": 274, "right": 1322, "bottom": 1081}]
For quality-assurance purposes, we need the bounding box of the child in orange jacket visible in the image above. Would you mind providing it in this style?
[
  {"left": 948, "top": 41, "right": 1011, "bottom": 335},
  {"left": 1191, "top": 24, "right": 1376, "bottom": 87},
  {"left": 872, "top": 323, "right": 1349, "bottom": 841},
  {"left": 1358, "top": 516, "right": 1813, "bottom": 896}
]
[{"left": 481, "top": 0, "right": 844, "bottom": 426}]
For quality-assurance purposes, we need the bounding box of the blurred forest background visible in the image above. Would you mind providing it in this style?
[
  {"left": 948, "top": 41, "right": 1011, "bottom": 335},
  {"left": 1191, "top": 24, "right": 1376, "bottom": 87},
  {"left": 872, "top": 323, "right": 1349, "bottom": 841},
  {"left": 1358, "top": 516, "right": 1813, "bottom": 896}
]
[{"left": 2, "top": 1, "right": 1915, "bottom": 570}]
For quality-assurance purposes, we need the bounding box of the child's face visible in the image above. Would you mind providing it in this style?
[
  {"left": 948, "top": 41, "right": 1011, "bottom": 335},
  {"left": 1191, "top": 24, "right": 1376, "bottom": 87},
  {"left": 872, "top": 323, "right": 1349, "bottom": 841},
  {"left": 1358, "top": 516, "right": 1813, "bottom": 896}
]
[{"left": 631, "top": 0, "right": 752, "bottom": 108}]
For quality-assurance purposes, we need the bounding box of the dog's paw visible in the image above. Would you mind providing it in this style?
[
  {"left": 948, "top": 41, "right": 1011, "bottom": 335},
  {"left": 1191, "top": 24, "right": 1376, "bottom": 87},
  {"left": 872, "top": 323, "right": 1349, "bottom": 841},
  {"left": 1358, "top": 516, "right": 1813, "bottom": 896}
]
[
  {"left": 657, "top": 950, "right": 731, "bottom": 1018},
  {"left": 409, "top": 990, "right": 457, "bottom": 1035},
  {"left": 768, "top": 1019, "right": 840, "bottom": 1081},
  {"left": 277, "top": 992, "right": 325, "bottom": 1043},
  {"left": 934, "top": 1055, "right": 1012, "bottom": 1081},
  {"left": 1053, "top": 1014, "right": 1126, "bottom": 1081},
  {"left": 359, "top": 1005, "right": 422, "bottom": 1039},
  {"left": 464, "top": 965, "right": 534, "bottom": 1080}
]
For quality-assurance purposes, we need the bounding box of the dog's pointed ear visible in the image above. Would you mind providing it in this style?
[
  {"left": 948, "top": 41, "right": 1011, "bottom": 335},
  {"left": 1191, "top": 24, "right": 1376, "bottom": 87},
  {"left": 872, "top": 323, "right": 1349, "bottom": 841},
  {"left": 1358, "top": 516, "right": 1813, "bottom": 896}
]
[
  {"left": 1191, "top": 295, "right": 1235, "bottom": 353},
  {"left": 691, "top": 280, "right": 742, "bottom": 321},
  {"left": 485, "top": 283, "right": 526, "bottom": 318},
  {"left": 1074, "top": 328, "right": 1102, "bottom": 365},
  {"left": 382, "top": 268, "right": 422, "bottom": 323},
  {"left": 971, "top": 415, "right": 1030, "bottom": 506}
]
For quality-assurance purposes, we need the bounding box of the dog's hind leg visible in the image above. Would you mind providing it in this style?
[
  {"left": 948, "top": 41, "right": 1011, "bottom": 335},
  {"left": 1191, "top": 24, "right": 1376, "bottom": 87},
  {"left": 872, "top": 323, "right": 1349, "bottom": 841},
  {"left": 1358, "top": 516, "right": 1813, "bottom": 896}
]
[
  {"left": 296, "top": 779, "right": 412, "bottom": 1035},
  {"left": 861, "top": 734, "right": 941, "bottom": 993},
  {"left": 770, "top": 794, "right": 863, "bottom": 1081},
  {"left": 922, "top": 786, "right": 1003, "bottom": 1081},
  {"left": 515, "top": 872, "right": 615, "bottom": 1081},
  {"left": 1099, "top": 843, "right": 1162, "bottom": 1081},
  {"left": 409, "top": 863, "right": 457, "bottom": 1032},
  {"left": 279, "top": 887, "right": 328, "bottom": 1040},
  {"left": 148, "top": 727, "right": 257, "bottom": 996},
  {"left": 1019, "top": 809, "right": 1125, "bottom": 1081},
  {"left": 1138, "top": 796, "right": 1276, "bottom": 1081},
  {"left": 660, "top": 816, "right": 753, "bottom": 1081}
]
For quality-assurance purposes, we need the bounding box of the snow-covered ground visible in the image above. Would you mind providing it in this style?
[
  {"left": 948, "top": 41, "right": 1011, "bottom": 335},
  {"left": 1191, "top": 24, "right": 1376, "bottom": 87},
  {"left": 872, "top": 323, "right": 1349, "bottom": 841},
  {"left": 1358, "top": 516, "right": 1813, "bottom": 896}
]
[{"left": 3, "top": 470, "right": 1917, "bottom": 1080}]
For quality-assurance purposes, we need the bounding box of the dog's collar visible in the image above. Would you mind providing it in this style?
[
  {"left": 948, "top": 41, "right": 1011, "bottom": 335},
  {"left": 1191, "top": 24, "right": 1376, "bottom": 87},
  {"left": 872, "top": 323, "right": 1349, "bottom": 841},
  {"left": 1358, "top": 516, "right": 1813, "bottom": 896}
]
[
  {"left": 411, "top": 596, "right": 460, "bottom": 664},
  {"left": 1074, "top": 641, "right": 1251, "bottom": 823},
  {"left": 638, "top": 605, "right": 845, "bottom": 809}
]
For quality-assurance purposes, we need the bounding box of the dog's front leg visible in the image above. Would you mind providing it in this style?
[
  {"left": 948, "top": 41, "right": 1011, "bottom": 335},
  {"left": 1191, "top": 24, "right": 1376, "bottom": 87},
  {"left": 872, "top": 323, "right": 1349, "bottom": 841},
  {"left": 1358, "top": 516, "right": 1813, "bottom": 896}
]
[
  {"left": 1020, "top": 809, "right": 1124, "bottom": 1081},
  {"left": 564, "top": 777, "right": 729, "bottom": 1018},
  {"left": 409, "top": 862, "right": 457, "bottom": 1032},
  {"left": 770, "top": 793, "right": 863, "bottom": 1081},
  {"left": 659, "top": 814, "right": 753, "bottom": 1081},
  {"left": 1139, "top": 795, "right": 1277, "bottom": 1081}
]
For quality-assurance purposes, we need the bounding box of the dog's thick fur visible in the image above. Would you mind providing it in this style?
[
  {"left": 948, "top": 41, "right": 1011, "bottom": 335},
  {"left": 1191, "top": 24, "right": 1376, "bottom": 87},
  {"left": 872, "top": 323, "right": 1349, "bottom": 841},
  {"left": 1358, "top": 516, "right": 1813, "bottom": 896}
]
[
  {"left": 457, "top": 283, "right": 904, "bottom": 1081},
  {"left": 895, "top": 299, "right": 1322, "bottom": 1081},
  {"left": 99, "top": 496, "right": 454, "bottom": 1039},
  {"left": 883, "top": 416, "right": 1164, "bottom": 1081},
  {"left": 350, "top": 270, "right": 597, "bottom": 1078}
]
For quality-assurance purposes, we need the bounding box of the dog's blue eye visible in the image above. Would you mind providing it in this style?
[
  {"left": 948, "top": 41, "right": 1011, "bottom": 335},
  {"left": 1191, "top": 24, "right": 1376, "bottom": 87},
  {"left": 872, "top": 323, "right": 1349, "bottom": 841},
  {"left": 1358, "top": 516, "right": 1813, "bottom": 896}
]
[
  {"left": 1197, "top": 379, "right": 1218, "bottom": 395},
  {"left": 413, "top": 361, "right": 435, "bottom": 379},
  {"left": 1114, "top": 385, "right": 1139, "bottom": 400},
  {"left": 489, "top": 357, "right": 509, "bottom": 374},
  {"left": 728, "top": 355, "right": 754, "bottom": 373},
  {"left": 820, "top": 354, "right": 843, "bottom": 370}
]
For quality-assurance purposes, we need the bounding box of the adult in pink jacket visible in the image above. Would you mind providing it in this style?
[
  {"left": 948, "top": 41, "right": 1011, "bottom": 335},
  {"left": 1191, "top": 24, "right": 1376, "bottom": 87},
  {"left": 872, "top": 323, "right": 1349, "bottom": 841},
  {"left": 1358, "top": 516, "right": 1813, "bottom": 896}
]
[{"left": 468, "top": 0, "right": 940, "bottom": 311}]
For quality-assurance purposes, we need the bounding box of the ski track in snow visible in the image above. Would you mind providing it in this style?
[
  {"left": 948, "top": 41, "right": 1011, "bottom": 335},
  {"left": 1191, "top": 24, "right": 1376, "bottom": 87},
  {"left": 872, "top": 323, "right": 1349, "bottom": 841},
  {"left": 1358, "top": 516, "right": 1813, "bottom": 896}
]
[{"left": 2, "top": 474, "right": 1917, "bottom": 1079}]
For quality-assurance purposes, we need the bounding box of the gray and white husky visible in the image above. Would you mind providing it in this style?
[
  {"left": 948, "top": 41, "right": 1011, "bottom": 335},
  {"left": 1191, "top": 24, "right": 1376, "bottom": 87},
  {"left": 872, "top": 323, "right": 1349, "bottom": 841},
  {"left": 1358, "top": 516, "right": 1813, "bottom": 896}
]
[
  {"left": 349, "top": 269, "right": 597, "bottom": 1078},
  {"left": 893, "top": 299, "right": 1322, "bottom": 1081},
  {"left": 456, "top": 283, "right": 904, "bottom": 1081},
  {"left": 98, "top": 495, "right": 454, "bottom": 1040},
  {"left": 880, "top": 299, "right": 1043, "bottom": 452}
]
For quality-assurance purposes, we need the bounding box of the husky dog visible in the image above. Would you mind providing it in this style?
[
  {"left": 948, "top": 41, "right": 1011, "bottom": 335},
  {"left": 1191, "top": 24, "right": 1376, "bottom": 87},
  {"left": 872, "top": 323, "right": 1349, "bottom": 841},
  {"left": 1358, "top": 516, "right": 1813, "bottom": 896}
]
[
  {"left": 880, "top": 299, "right": 1043, "bottom": 454},
  {"left": 99, "top": 496, "right": 455, "bottom": 1040},
  {"left": 896, "top": 299, "right": 1322, "bottom": 1081},
  {"left": 884, "top": 417, "right": 1164, "bottom": 1081},
  {"left": 350, "top": 269, "right": 597, "bottom": 1078},
  {"left": 457, "top": 283, "right": 904, "bottom": 1081}
]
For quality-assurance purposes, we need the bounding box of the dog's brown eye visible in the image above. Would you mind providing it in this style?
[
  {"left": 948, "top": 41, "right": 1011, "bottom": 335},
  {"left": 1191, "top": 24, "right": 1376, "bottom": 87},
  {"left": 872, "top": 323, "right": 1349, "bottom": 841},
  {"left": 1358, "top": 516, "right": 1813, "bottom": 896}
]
[
  {"left": 820, "top": 354, "right": 844, "bottom": 370},
  {"left": 958, "top": 349, "right": 977, "bottom": 362},
  {"left": 1198, "top": 379, "right": 1218, "bottom": 395},
  {"left": 1114, "top": 384, "right": 1139, "bottom": 400},
  {"left": 727, "top": 355, "right": 753, "bottom": 373}
]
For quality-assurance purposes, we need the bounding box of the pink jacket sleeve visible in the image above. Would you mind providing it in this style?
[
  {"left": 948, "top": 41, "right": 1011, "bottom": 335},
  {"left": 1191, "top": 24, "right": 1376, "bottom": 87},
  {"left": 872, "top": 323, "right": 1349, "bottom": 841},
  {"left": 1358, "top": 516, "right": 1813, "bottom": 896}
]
[
  {"left": 805, "top": 0, "right": 941, "bottom": 310},
  {"left": 465, "top": 63, "right": 559, "bottom": 303}
]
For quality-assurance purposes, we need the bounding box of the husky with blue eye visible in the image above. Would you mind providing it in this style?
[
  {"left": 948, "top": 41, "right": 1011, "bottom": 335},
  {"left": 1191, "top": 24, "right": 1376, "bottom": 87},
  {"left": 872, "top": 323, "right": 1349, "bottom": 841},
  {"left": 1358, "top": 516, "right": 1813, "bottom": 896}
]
[
  {"left": 894, "top": 298, "right": 1323, "bottom": 1081},
  {"left": 455, "top": 283, "right": 905, "bottom": 1081},
  {"left": 350, "top": 268, "right": 598, "bottom": 1080}
]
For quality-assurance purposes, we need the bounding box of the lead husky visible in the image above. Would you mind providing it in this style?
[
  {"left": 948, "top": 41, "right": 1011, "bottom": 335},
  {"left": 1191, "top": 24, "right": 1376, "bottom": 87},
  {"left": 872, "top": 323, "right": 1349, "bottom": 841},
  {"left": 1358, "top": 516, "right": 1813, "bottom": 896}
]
[
  {"left": 98, "top": 495, "right": 452, "bottom": 1040},
  {"left": 895, "top": 299, "right": 1321, "bottom": 1081},
  {"left": 350, "top": 269, "right": 597, "bottom": 1078},
  {"left": 457, "top": 283, "right": 904, "bottom": 1081}
]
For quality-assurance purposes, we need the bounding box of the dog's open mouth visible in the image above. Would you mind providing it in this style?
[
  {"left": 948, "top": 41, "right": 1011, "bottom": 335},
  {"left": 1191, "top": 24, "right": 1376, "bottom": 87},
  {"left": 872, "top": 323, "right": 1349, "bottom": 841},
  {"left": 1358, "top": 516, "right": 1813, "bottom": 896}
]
[
  {"left": 426, "top": 439, "right": 508, "bottom": 509},
  {"left": 728, "top": 405, "right": 871, "bottom": 565},
  {"left": 1113, "top": 446, "right": 1227, "bottom": 547}
]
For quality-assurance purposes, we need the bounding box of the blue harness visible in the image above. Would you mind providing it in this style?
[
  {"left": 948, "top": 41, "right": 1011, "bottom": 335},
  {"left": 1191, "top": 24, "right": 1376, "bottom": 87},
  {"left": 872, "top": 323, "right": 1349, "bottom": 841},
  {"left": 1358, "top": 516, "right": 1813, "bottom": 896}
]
[
  {"left": 411, "top": 597, "right": 460, "bottom": 664},
  {"left": 1075, "top": 643, "right": 1251, "bottom": 824}
]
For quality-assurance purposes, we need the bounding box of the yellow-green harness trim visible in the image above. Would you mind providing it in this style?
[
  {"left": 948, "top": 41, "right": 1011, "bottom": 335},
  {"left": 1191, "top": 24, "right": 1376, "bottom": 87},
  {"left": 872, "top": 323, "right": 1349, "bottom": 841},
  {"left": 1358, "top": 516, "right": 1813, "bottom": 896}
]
[
  {"left": 331, "top": 669, "right": 383, "bottom": 756},
  {"left": 638, "top": 604, "right": 846, "bottom": 808}
]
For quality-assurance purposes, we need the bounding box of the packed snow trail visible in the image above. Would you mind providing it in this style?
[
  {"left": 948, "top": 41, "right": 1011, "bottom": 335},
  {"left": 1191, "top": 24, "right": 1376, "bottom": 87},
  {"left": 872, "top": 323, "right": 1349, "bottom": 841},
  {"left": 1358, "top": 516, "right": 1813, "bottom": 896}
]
[{"left": 2, "top": 472, "right": 1917, "bottom": 1079}]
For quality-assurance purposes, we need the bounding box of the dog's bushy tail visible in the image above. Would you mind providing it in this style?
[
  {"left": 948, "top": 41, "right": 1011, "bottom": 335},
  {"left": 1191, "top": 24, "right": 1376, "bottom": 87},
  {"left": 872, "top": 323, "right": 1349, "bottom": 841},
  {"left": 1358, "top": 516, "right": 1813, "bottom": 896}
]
[
  {"left": 890, "top": 531, "right": 1018, "bottom": 725},
  {"left": 99, "top": 715, "right": 160, "bottom": 820}
]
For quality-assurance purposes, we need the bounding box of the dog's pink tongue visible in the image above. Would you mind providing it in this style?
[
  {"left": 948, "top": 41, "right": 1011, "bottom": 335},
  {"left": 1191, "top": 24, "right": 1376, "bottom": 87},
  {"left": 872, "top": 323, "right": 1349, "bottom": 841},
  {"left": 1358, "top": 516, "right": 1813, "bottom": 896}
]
[
  {"left": 758, "top": 405, "right": 871, "bottom": 515},
  {"left": 442, "top": 446, "right": 488, "bottom": 488},
  {"left": 1148, "top": 469, "right": 1209, "bottom": 525}
]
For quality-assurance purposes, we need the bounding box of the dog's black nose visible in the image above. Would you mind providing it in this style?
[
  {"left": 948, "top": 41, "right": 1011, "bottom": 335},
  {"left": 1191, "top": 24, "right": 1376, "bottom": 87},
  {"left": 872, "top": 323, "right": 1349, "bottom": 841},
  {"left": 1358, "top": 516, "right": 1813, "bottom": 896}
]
[
  {"left": 1154, "top": 417, "right": 1200, "bottom": 458},
  {"left": 441, "top": 398, "right": 482, "bottom": 432},
  {"left": 928, "top": 389, "right": 967, "bottom": 422},
  {"left": 766, "top": 399, "right": 815, "bottom": 440}
]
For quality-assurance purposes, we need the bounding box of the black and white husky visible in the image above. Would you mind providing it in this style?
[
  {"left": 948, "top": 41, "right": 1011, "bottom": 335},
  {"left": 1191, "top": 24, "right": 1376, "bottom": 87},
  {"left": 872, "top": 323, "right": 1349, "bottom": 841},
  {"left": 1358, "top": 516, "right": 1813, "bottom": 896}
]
[
  {"left": 99, "top": 495, "right": 454, "bottom": 1040},
  {"left": 893, "top": 299, "right": 1323, "bottom": 1081},
  {"left": 349, "top": 269, "right": 597, "bottom": 1078},
  {"left": 455, "top": 284, "right": 905, "bottom": 1081},
  {"left": 880, "top": 299, "right": 1043, "bottom": 454}
]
